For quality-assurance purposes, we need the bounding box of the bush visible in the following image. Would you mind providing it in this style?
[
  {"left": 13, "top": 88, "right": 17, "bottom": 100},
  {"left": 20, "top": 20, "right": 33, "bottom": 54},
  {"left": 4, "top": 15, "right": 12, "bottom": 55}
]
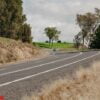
[
  {"left": 90, "top": 25, "right": 100, "bottom": 49},
  {"left": 45, "top": 41, "right": 49, "bottom": 43},
  {"left": 57, "top": 40, "right": 62, "bottom": 43}
]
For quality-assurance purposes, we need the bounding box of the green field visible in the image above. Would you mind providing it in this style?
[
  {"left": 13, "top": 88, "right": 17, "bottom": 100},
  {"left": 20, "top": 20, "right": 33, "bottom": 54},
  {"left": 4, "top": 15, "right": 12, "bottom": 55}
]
[{"left": 34, "top": 42, "right": 74, "bottom": 49}]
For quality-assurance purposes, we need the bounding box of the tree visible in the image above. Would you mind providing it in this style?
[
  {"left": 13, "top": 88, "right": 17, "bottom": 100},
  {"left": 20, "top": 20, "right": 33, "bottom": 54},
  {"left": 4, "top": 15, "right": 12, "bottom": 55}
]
[
  {"left": 57, "top": 40, "right": 62, "bottom": 43},
  {"left": 90, "top": 25, "right": 100, "bottom": 48},
  {"left": 76, "top": 8, "right": 100, "bottom": 48},
  {"left": 81, "top": 29, "right": 87, "bottom": 46},
  {"left": 44, "top": 27, "right": 61, "bottom": 47},
  {"left": 76, "top": 13, "right": 97, "bottom": 32},
  {"left": 76, "top": 13, "right": 97, "bottom": 46},
  {"left": 74, "top": 33, "right": 81, "bottom": 49},
  {"left": 0, "top": 0, "right": 32, "bottom": 43},
  {"left": 18, "top": 23, "right": 32, "bottom": 43}
]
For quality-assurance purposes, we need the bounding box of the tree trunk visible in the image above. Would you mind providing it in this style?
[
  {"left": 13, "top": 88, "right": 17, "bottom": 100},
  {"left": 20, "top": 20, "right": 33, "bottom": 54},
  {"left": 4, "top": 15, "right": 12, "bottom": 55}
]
[
  {"left": 82, "top": 36, "right": 85, "bottom": 50},
  {"left": 49, "top": 39, "right": 52, "bottom": 48},
  {"left": 51, "top": 39, "right": 53, "bottom": 48},
  {"left": 49, "top": 39, "right": 50, "bottom": 46}
]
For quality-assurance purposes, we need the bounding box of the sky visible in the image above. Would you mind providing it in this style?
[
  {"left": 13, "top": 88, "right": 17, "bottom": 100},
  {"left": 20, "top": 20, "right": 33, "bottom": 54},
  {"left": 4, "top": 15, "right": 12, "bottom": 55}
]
[{"left": 23, "top": 0, "right": 100, "bottom": 42}]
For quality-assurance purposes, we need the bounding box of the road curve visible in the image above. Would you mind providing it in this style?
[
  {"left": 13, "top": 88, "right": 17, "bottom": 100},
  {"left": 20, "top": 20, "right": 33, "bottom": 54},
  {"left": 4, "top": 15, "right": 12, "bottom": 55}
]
[{"left": 0, "top": 51, "right": 100, "bottom": 100}]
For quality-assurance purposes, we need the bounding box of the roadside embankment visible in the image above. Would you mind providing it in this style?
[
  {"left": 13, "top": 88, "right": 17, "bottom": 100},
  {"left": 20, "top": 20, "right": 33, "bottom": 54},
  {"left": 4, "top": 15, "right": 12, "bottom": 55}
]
[{"left": 0, "top": 37, "right": 49, "bottom": 65}]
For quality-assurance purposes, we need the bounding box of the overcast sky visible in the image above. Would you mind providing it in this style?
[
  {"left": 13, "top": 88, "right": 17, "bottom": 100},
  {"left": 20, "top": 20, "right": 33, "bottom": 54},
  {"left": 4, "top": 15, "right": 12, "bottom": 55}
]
[{"left": 23, "top": 0, "right": 100, "bottom": 42}]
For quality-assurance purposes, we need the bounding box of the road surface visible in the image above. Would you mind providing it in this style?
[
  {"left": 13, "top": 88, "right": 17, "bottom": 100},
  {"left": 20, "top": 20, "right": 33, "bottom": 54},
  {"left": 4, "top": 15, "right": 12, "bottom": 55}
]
[{"left": 0, "top": 51, "right": 100, "bottom": 100}]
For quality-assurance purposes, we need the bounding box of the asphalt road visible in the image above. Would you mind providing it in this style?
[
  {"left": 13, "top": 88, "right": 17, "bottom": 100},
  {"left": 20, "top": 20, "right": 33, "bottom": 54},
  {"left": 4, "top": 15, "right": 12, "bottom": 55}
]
[{"left": 0, "top": 51, "right": 100, "bottom": 100}]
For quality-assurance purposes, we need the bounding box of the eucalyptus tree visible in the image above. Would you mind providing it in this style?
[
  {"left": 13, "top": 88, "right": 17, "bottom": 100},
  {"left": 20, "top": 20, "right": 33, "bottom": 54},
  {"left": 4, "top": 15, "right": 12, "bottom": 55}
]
[{"left": 76, "top": 11, "right": 97, "bottom": 46}]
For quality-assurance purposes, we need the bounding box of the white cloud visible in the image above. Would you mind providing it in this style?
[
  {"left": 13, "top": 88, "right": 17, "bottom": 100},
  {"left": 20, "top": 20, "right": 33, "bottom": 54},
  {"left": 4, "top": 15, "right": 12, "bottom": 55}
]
[{"left": 23, "top": 0, "right": 100, "bottom": 42}]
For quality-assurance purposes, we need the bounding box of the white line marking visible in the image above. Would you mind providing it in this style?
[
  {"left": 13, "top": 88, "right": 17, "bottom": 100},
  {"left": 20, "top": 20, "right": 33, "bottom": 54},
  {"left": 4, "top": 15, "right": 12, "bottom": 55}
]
[
  {"left": 0, "top": 52, "right": 99, "bottom": 87},
  {"left": 0, "top": 54, "right": 56, "bottom": 69},
  {"left": 0, "top": 53, "right": 82, "bottom": 77}
]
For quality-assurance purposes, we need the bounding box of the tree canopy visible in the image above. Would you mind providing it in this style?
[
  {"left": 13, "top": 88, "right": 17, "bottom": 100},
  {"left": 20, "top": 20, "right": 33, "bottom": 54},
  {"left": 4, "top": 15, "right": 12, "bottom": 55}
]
[
  {"left": 0, "top": 0, "right": 32, "bottom": 43},
  {"left": 76, "top": 11, "right": 97, "bottom": 46},
  {"left": 76, "top": 8, "right": 100, "bottom": 48},
  {"left": 44, "top": 27, "right": 61, "bottom": 47},
  {"left": 44, "top": 27, "right": 60, "bottom": 42}
]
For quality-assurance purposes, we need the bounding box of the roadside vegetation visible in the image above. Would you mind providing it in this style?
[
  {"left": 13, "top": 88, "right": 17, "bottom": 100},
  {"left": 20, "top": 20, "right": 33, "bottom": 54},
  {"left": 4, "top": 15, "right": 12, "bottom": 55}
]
[
  {"left": 22, "top": 61, "right": 100, "bottom": 100},
  {"left": 0, "top": 37, "right": 42, "bottom": 64},
  {"left": 75, "top": 8, "right": 100, "bottom": 49},
  {"left": 0, "top": 0, "right": 32, "bottom": 43}
]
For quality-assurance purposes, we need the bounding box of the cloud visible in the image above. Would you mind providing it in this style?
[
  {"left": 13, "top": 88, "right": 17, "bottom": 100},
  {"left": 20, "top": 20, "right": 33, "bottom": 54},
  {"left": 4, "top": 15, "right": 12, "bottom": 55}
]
[{"left": 23, "top": 0, "right": 100, "bottom": 42}]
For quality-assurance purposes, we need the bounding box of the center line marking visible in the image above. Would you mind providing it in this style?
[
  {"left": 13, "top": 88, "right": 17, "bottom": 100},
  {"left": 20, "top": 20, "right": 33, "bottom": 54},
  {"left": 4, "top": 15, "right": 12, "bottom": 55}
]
[
  {"left": 0, "top": 53, "right": 82, "bottom": 77},
  {"left": 0, "top": 52, "right": 99, "bottom": 87}
]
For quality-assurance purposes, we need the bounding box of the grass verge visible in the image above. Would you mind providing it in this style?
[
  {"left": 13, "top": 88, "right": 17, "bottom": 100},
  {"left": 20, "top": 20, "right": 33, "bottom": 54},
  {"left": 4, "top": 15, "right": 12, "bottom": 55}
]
[
  {"left": 0, "top": 37, "right": 41, "bottom": 64},
  {"left": 22, "top": 61, "right": 100, "bottom": 100},
  {"left": 34, "top": 42, "right": 74, "bottom": 49}
]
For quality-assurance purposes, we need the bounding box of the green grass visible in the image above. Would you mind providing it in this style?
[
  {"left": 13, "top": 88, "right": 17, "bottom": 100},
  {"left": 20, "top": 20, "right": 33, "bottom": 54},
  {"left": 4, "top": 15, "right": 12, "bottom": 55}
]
[{"left": 34, "top": 42, "right": 74, "bottom": 49}]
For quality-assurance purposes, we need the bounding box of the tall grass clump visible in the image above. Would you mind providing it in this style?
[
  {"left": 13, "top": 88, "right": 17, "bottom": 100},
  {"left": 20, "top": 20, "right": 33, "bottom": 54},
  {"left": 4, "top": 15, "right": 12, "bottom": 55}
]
[{"left": 22, "top": 61, "right": 100, "bottom": 100}]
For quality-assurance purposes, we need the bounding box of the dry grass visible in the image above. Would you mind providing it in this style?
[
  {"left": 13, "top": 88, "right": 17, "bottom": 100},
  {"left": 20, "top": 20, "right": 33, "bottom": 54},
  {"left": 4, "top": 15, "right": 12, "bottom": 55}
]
[
  {"left": 0, "top": 37, "right": 41, "bottom": 64},
  {"left": 22, "top": 62, "right": 100, "bottom": 100}
]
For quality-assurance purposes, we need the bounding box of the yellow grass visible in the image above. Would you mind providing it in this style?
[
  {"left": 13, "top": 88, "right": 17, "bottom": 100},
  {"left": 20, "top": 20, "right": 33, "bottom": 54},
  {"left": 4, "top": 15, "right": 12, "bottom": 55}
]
[
  {"left": 22, "top": 61, "right": 100, "bottom": 100},
  {"left": 0, "top": 37, "right": 40, "bottom": 64}
]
